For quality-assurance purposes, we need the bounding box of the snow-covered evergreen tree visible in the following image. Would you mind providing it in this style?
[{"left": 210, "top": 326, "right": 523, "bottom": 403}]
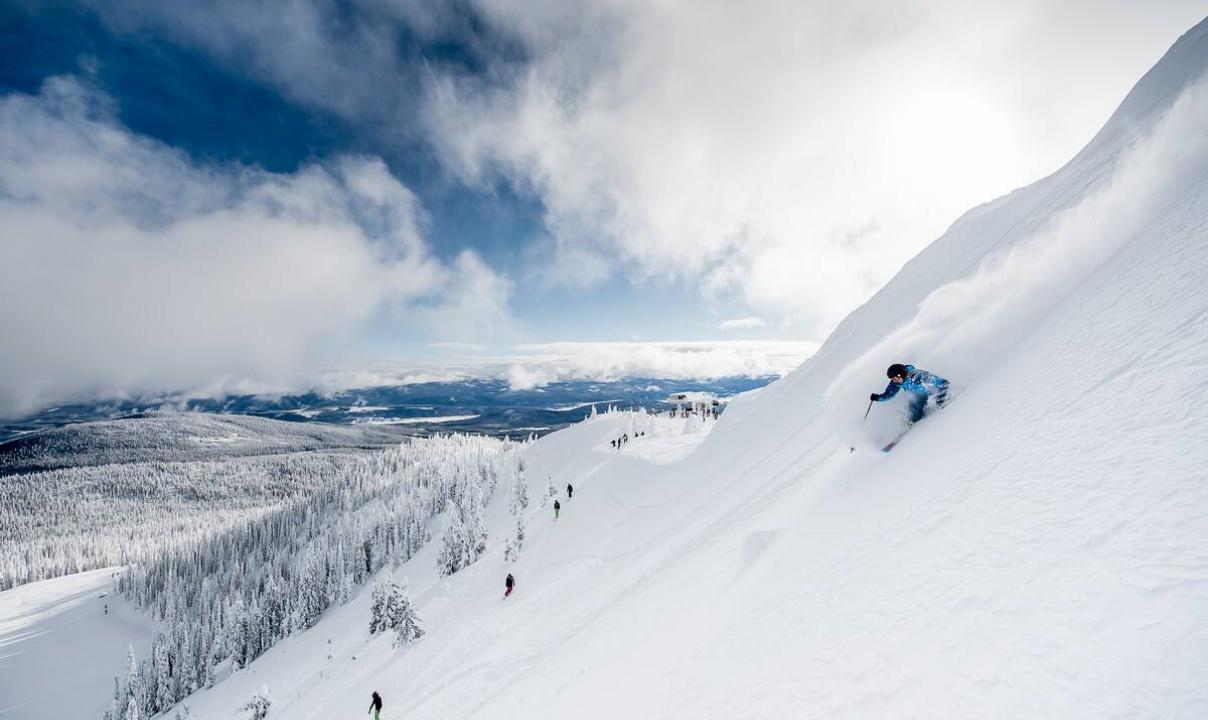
[
  {"left": 83, "top": 435, "right": 519, "bottom": 710},
  {"left": 437, "top": 511, "right": 470, "bottom": 576},
  {"left": 505, "top": 516, "right": 525, "bottom": 562},
  {"left": 368, "top": 581, "right": 387, "bottom": 634},
  {"left": 466, "top": 488, "right": 489, "bottom": 560},
  {"left": 368, "top": 575, "right": 424, "bottom": 647},
  {"left": 510, "top": 467, "right": 529, "bottom": 515},
  {"left": 392, "top": 587, "right": 425, "bottom": 648},
  {"left": 153, "top": 636, "right": 174, "bottom": 711},
  {"left": 123, "top": 645, "right": 144, "bottom": 719},
  {"left": 240, "top": 686, "right": 272, "bottom": 720},
  {"left": 260, "top": 576, "right": 285, "bottom": 647}
]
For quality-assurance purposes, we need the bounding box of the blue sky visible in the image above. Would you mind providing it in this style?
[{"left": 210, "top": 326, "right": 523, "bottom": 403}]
[
  {"left": 0, "top": 1, "right": 747, "bottom": 347},
  {"left": 1, "top": 0, "right": 1204, "bottom": 416}
]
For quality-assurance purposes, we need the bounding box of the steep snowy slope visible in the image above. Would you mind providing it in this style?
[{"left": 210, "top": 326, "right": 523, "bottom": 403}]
[{"left": 175, "top": 17, "right": 1208, "bottom": 720}]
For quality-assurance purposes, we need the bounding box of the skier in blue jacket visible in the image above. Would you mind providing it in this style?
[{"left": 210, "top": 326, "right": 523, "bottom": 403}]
[{"left": 870, "top": 363, "right": 949, "bottom": 423}]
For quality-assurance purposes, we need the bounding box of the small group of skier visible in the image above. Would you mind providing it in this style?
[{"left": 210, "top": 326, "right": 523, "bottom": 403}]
[
  {"left": 554, "top": 481, "right": 575, "bottom": 520},
  {"left": 360, "top": 367, "right": 945, "bottom": 717},
  {"left": 610, "top": 431, "right": 646, "bottom": 449},
  {"left": 513, "top": 483, "right": 578, "bottom": 596}
]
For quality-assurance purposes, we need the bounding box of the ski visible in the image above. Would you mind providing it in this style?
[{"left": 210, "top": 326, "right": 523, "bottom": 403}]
[{"left": 880, "top": 393, "right": 958, "bottom": 452}]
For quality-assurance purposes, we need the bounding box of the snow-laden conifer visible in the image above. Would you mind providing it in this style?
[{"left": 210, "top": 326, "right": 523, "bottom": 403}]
[
  {"left": 392, "top": 588, "right": 425, "bottom": 648},
  {"left": 239, "top": 686, "right": 272, "bottom": 720},
  {"left": 62, "top": 435, "right": 520, "bottom": 711}
]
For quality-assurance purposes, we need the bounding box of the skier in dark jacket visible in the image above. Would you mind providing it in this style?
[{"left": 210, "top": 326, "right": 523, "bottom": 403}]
[
  {"left": 870, "top": 363, "right": 949, "bottom": 423},
  {"left": 554, "top": 499, "right": 561, "bottom": 519},
  {"left": 505, "top": 573, "right": 515, "bottom": 597},
  {"left": 567, "top": 483, "right": 574, "bottom": 499},
  {"left": 369, "top": 691, "right": 383, "bottom": 720}
]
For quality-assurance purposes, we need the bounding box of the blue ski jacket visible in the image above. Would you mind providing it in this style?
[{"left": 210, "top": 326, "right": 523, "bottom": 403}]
[{"left": 873, "top": 364, "right": 949, "bottom": 402}]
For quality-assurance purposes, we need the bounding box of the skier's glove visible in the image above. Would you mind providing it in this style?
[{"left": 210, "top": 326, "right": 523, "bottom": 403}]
[{"left": 869, "top": 393, "right": 879, "bottom": 402}]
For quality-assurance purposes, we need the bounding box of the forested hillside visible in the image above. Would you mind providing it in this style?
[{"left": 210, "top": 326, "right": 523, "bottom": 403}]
[
  {"left": 100, "top": 433, "right": 518, "bottom": 720},
  {"left": 0, "top": 412, "right": 407, "bottom": 475},
  {"left": 0, "top": 413, "right": 417, "bottom": 589}
]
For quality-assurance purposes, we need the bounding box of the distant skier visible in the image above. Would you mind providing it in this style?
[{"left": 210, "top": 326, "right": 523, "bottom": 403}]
[
  {"left": 505, "top": 573, "right": 515, "bottom": 598},
  {"left": 554, "top": 499, "right": 561, "bottom": 519},
  {"left": 566, "top": 483, "right": 574, "bottom": 499},
  {"left": 368, "top": 691, "right": 383, "bottom": 720},
  {"left": 870, "top": 363, "right": 949, "bottom": 423}
]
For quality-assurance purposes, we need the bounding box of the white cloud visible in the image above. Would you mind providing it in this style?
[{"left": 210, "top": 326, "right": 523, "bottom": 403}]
[
  {"left": 0, "top": 77, "right": 512, "bottom": 417},
  {"left": 77, "top": 1, "right": 1206, "bottom": 337},
  {"left": 424, "top": 0, "right": 1208, "bottom": 334},
  {"left": 834, "top": 77, "right": 1208, "bottom": 401},
  {"left": 500, "top": 341, "right": 817, "bottom": 389},
  {"left": 718, "top": 317, "right": 767, "bottom": 330},
  {"left": 316, "top": 340, "right": 817, "bottom": 393},
  {"left": 415, "top": 250, "right": 516, "bottom": 343},
  {"left": 7, "top": 3, "right": 1205, "bottom": 416},
  {"left": 428, "top": 342, "right": 489, "bottom": 353}
]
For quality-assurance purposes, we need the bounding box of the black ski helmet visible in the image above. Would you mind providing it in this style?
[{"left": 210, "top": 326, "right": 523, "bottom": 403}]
[{"left": 886, "top": 363, "right": 909, "bottom": 379}]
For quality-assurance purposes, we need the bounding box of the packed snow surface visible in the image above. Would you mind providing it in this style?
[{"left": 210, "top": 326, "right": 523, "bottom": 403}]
[{"left": 0, "top": 568, "right": 152, "bottom": 720}]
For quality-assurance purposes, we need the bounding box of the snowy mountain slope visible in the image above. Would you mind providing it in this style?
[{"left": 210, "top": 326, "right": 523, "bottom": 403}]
[
  {"left": 150, "top": 409, "right": 711, "bottom": 718},
  {"left": 0, "top": 569, "right": 152, "bottom": 720},
  {"left": 159, "top": 17, "right": 1208, "bottom": 720}
]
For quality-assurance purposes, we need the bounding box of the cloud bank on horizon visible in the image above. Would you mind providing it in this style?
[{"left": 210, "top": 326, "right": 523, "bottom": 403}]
[
  {"left": 322, "top": 340, "right": 819, "bottom": 394},
  {"left": 1, "top": 0, "right": 1204, "bottom": 416},
  {"left": 0, "top": 77, "right": 512, "bottom": 417}
]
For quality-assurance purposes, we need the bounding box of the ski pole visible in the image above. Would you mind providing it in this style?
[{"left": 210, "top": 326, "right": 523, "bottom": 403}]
[{"left": 862, "top": 399, "right": 874, "bottom": 421}]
